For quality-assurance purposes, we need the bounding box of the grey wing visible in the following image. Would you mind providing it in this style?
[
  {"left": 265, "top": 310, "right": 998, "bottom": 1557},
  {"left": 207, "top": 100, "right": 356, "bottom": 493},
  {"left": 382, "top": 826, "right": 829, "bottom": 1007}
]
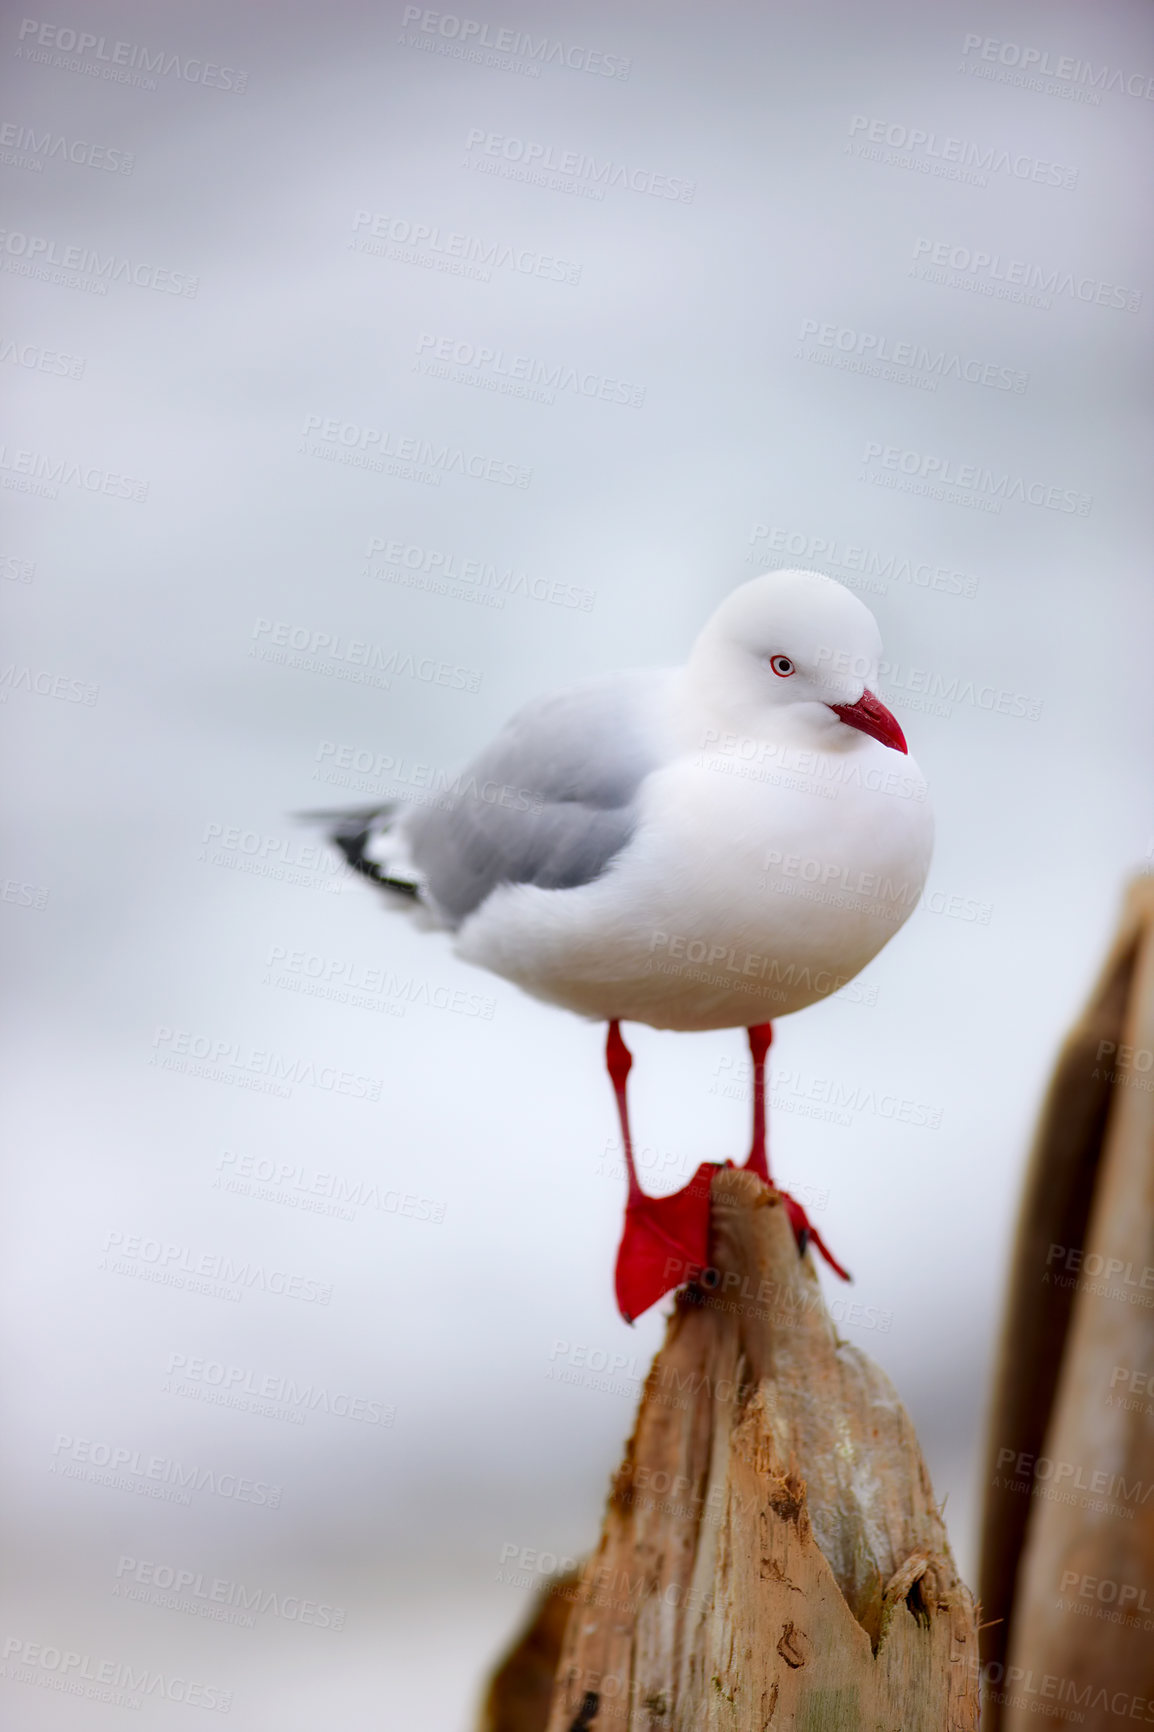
[{"left": 404, "top": 668, "right": 671, "bottom": 926}]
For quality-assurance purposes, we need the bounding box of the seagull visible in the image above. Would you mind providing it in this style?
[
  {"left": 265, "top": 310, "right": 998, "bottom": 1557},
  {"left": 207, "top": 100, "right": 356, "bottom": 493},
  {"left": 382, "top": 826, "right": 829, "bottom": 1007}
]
[{"left": 305, "top": 569, "right": 933, "bottom": 1322}]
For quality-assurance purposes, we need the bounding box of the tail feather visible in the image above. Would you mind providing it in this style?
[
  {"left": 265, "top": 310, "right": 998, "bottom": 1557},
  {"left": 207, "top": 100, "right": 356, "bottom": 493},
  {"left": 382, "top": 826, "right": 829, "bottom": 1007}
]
[{"left": 294, "top": 805, "right": 421, "bottom": 899}]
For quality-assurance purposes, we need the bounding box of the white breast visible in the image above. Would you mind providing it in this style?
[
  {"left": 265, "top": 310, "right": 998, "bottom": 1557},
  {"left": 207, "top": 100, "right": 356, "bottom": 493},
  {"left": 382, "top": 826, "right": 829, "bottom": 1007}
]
[{"left": 454, "top": 735, "right": 933, "bottom": 1032}]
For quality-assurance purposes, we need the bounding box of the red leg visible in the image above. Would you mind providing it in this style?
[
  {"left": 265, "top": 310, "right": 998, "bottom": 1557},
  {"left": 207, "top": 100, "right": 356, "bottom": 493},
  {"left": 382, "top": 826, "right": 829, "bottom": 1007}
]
[
  {"left": 743, "top": 1022, "right": 773, "bottom": 1183},
  {"left": 606, "top": 1020, "right": 641, "bottom": 1206},
  {"left": 608, "top": 1022, "right": 718, "bottom": 1326},
  {"left": 739, "top": 1021, "right": 851, "bottom": 1283}
]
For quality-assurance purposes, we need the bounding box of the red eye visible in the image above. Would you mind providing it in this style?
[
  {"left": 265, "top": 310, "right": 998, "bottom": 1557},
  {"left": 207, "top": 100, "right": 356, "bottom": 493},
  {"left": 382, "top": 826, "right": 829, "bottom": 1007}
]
[{"left": 770, "top": 655, "right": 795, "bottom": 677}]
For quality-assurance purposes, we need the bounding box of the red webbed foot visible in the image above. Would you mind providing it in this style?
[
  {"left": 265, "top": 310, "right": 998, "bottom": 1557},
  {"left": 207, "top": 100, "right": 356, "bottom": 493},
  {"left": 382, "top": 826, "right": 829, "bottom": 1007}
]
[
  {"left": 614, "top": 1167, "right": 851, "bottom": 1324},
  {"left": 614, "top": 1162, "right": 720, "bottom": 1324}
]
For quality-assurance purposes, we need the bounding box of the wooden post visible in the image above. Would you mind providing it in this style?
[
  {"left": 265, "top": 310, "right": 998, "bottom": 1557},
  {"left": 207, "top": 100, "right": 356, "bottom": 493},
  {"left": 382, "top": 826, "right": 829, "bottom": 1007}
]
[
  {"left": 482, "top": 1167, "right": 979, "bottom": 1731},
  {"left": 991, "top": 881, "right": 1154, "bottom": 1731},
  {"left": 975, "top": 889, "right": 1140, "bottom": 1717}
]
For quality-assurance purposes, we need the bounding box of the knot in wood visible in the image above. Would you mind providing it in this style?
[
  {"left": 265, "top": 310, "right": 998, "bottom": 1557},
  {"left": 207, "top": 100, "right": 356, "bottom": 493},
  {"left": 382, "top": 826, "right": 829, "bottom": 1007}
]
[{"left": 776, "top": 1622, "right": 811, "bottom": 1668}]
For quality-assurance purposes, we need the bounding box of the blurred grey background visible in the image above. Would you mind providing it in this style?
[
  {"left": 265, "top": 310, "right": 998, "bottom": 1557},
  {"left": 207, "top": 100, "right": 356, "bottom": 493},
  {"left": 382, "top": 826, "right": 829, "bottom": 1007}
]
[{"left": 2, "top": 0, "right": 1152, "bottom": 1724}]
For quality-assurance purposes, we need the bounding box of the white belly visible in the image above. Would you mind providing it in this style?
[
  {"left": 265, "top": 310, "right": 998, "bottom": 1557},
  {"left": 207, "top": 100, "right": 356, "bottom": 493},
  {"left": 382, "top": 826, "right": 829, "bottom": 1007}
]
[{"left": 454, "top": 738, "right": 934, "bottom": 1031}]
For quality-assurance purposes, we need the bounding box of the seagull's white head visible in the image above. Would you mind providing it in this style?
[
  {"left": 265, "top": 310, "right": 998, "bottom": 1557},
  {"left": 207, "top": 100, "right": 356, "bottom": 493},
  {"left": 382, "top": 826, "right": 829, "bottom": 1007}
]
[{"left": 683, "top": 567, "right": 907, "bottom": 753}]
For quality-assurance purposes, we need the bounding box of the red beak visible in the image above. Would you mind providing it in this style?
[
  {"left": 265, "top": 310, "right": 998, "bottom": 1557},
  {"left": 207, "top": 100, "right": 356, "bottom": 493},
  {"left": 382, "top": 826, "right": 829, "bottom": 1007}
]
[{"left": 830, "top": 688, "right": 907, "bottom": 754}]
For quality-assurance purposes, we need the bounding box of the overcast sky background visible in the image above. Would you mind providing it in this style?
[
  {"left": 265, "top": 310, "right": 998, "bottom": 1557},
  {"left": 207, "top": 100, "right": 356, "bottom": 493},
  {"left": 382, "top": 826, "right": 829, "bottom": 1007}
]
[{"left": 2, "top": 0, "right": 1153, "bottom": 1726}]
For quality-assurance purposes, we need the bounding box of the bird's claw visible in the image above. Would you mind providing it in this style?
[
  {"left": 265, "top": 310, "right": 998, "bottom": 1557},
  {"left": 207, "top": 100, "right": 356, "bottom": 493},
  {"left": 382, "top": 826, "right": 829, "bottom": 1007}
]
[{"left": 776, "top": 1185, "right": 852, "bottom": 1282}]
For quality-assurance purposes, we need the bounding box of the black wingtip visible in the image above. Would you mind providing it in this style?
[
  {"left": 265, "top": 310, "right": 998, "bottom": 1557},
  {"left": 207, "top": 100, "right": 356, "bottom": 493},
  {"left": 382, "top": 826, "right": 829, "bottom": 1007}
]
[
  {"left": 293, "top": 806, "right": 421, "bottom": 899},
  {"left": 332, "top": 829, "right": 421, "bottom": 899}
]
